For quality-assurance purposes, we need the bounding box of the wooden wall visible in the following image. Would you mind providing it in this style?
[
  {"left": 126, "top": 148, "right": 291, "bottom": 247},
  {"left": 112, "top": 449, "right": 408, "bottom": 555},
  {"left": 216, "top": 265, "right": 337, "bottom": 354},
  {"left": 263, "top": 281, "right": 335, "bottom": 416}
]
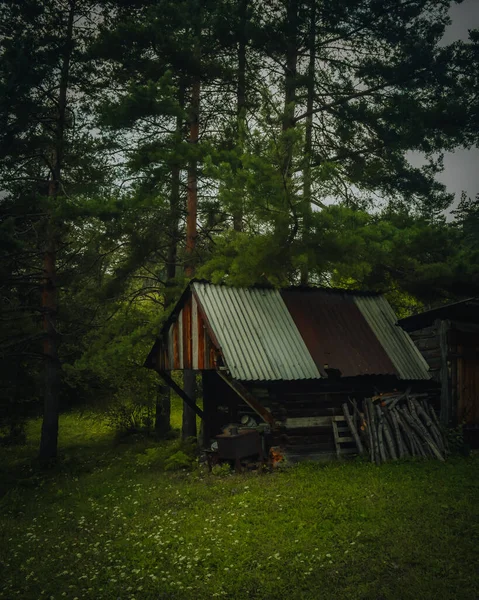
[
  {"left": 203, "top": 376, "right": 369, "bottom": 456},
  {"left": 450, "top": 326, "right": 479, "bottom": 426},
  {"left": 408, "top": 324, "right": 441, "bottom": 382},
  {"left": 201, "top": 372, "right": 443, "bottom": 456},
  {"left": 408, "top": 319, "right": 479, "bottom": 427},
  {"left": 271, "top": 387, "right": 351, "bottom": 455},
  {"left": 155, "top": 293, "right": 218, "bottom": 371}
]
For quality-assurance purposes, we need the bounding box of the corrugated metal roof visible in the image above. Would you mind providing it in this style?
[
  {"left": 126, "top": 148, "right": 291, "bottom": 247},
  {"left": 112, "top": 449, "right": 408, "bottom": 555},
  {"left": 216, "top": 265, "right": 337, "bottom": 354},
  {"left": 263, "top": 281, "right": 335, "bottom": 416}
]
[
  {"left": 153, "top": 281, "right": 431, "bottom": 382},
  {"left": 354, "top": 295, "right": 431, "bottom": 380},
  {"left": 399, "top": 298, "right": 479, "bottom": 331},
  {"left": 192, "top": 282, "right": 321, "bottom": 381},
  {"left": 281, "top": 290, "right": 399, "bottom": 377}
]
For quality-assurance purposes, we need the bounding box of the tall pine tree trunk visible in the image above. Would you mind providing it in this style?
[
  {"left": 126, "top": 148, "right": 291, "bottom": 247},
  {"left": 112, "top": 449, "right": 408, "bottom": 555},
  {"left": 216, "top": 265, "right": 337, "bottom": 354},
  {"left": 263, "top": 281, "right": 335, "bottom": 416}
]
[
  {"left": 39, "top": 0, "right": 75, "bottom": 462},
  {"left": 185, "top": 78, "right": 200, "bottom": 277},
  {"left": 301, "top": 0, "right": 316, "bottom": 285},
  {"left": 183, "top": 35, "right": 201, "bottom": 440},
  {"left": 155, "top": 82, "right": 186, "bottom": 435},
  {"left": 277, "top": 0, "right": 298, "bottom": 247},
  {"left": 282, "top": 0, "right": 298, "bottom": 179},
  {"left": 39, "top": 219, "right": 60, "bottom": 461},
  {"left": 233, "top": 0, "right": 248, "bottom": 232}
]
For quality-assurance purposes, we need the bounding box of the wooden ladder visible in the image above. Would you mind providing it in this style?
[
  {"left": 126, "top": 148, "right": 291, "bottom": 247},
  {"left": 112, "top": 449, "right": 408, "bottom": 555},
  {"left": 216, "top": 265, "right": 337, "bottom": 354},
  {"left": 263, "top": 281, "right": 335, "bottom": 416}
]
[{"left": 332, "top": 415, "right": 357, "bottom": 457}]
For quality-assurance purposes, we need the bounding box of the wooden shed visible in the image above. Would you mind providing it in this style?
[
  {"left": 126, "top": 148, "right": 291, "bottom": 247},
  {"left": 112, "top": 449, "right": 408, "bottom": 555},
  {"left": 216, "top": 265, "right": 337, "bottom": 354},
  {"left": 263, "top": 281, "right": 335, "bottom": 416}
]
[
  {"left": 399, "top": 299, "right": 479, "bottom": 445},
  {"left": 146, "top": 281, "right": 435, "bottom": 460}
]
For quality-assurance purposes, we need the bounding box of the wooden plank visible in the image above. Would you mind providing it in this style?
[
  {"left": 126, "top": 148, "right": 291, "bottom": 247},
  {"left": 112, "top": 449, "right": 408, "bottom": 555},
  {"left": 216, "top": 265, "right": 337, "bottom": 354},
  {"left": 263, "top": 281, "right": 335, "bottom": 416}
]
[
  {"left": 382, "top": 414, "right": 397, "bottom": 460},
  {"left": 181, "top": 301, "right": 189, "bottom": 369},
  {"left": 410, "top": 325, "right": 437, "bottom": 338},
  {"left": 421, "top": 350, "right": 441, "bottom": 362},
  {"left": 197, "top": 309, "right": 205, "bottom": 370},
  {"left": 342, "top": 403, "right": 364, "bottom": 455},
  {"left": 216, "top": 371, "right": 275, "bottom": 426},
  {"left": 457, "top": 346, "right": 464, "bottom": 424},
  {"left": 417, "top": 402, "right": 444, "bottom": 452},
  {"left": 158, "top": 370, "right": 204, "bottom": 419},
  {"left": 363, "top": 399, "right": 373, "bottom": 462},
  {"left": 173, "top": 322, "right": 179, "bottom": 369},
  {"left": 161, "top": 348, "right": 168, "bottom": 371},
  {"left": 415, "top": 337, "right": 441, "bottom": 351},
  {"left": 183, "top": 297, "right": 192, "bottom": 369},
  {"left": 168, "top": 325, "right": 174, "bottom": 369},
  {"left": 204, "top": 330, "right": 210, "bottom": 369},
  {"left": 192, "top": 294, "right": 198, "bottom": 369},
  {"left": 394, "top": 409, "right": 416, "bottom": 455},
  {"left": 332, "top": 421, "right": 341, "bottom": 457},
  {"left": 281, "top": 435, "right": 334, "bottom": 447},
  {"left": 209, "top": 344, "right": 216, "bottom": 369},
  {"left": 387, "top": 410, "right": 405, "bottom": 457},
  {"left": 450, "top": 320, "right": 479, "bottom": 333},
  {"left": 284, "top": 416, "right": 332, "bottom": 429},
  {"left": 367, "top": 398, "right": 380, "bottom": 464},
  {"left": 375, "top": 405, "right": 386, "bottom": 462},
  {"left": 178, "top": 309, "right": 183, "bottom": 369},
  {"left": 400, "top": 406, "right": 445, "bottom": 461},
  {"left": 201, "top": 371, "right": 213, "bottom": 446},
  {"left": 437, "top": 318, "right": 451, "bottom": 425}
]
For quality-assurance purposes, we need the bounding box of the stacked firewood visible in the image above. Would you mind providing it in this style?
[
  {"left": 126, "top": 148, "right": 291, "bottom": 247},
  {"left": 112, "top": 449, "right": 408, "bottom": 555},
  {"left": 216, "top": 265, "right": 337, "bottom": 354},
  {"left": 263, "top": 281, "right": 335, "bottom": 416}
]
[{"left": 343, "top": 391, "right": 448, "bottom": 465}]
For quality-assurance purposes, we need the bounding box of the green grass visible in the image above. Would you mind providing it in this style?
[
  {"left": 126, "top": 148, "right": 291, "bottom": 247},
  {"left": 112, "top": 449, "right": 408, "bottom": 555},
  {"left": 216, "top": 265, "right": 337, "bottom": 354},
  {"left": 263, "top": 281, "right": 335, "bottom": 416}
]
[{"left": 0, "top": 412, "right": 478, "bottom": 600}]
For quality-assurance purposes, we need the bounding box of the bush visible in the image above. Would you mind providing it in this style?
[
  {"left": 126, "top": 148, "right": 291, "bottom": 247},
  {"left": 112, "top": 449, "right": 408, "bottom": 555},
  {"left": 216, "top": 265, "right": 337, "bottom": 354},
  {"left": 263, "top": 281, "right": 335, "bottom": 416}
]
[
  {"left": 446, "top": 424, "right": 471, "bottom": 456},
  {"left": 135, "top": 437, "right": 198, "bottom": 472},
  {"left": 136, "top": 446, "right": 170, "bottom": 468},
  {"left": 211, "top": 462, "right": 232, "bottom": 477},
  {"left": 164, "top": 450, "right": 194, "bottom": 471},
  {"left": 0, "top": 422, "right": 26, "bottom": 447},
  {"left": 105, "top": 401, "right": 154, "bottom": 436}
]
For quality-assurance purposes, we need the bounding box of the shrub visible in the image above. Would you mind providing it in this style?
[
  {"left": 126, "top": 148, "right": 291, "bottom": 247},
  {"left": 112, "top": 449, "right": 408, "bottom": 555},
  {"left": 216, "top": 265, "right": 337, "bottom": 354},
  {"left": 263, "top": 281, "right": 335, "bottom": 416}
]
[
  {"left": 105, "top": 401, "right": 153, "bottom": 436},
  {"left": 0, "top": 422, "right": 26, "bottom": 447},
  {"left": 446, "top": 423, "right": 471, "bottom": 456},
  {"left": 136, "top": 437, "right": 198, "bottom": 472},
  {"left": 136, "top": 446, "right": 170, "bottom": 468},
  {"left": 164, "top": 450, "right": 194, "bottom": 471},
  {"left": 211, "top": 462, "right": 232, "bottom": 477}
]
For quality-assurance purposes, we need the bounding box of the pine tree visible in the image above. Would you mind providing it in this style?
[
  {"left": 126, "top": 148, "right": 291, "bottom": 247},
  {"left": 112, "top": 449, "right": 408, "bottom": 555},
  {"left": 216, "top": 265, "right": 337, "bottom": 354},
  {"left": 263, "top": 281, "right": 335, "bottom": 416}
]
[
  {"left": 0, "top": 0, "right": 110, "bottom": 459},
  {"left": 200, "top": 0, "right": 479, "bottom": 285},
  {"left": 93, "top": 0, "right": 232, "bottom": 438}
]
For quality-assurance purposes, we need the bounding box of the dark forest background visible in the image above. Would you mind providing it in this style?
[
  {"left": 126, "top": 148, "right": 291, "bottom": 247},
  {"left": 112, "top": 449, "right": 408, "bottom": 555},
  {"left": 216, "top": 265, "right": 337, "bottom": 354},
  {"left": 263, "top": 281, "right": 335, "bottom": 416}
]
[{"left": 1, "top": 0, "right": 478, "bottom": 459}]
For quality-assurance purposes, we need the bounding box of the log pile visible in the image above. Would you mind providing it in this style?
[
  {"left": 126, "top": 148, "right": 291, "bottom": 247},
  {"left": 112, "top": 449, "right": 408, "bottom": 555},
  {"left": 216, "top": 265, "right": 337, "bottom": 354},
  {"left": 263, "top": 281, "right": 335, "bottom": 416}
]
[{"left": 343, "top": 391, "right": 448, "bottom": 465}]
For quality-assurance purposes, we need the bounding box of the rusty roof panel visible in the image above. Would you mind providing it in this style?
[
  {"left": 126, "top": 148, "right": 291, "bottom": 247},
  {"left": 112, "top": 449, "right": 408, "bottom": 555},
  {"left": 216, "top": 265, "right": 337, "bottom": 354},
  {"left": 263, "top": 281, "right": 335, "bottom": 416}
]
[
  {"left": 150, "top": 281, "right": 430, "bottom": 382},
  {"left": 192, "top": 282, "right": 321, "bottom": 381},
  {"left": 281, "top": 290, "right": 399, "bottom": 377},
  {"left": 354, "top": 295, "right": 431, "bottom": 380}
]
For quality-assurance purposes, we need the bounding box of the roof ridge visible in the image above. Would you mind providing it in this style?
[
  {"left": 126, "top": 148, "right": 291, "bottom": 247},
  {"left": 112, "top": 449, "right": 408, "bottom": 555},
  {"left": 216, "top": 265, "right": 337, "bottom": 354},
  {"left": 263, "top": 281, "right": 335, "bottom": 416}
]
[{"left": 192, "top": 279, "right": 381, "bottom": 296}]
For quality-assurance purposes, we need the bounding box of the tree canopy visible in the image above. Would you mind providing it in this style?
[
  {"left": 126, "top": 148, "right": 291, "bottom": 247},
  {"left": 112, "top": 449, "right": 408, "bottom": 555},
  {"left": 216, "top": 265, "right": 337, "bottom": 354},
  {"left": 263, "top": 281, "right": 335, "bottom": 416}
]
[{"left": 0, "top": 0, "right": 478, "bottom": 453}]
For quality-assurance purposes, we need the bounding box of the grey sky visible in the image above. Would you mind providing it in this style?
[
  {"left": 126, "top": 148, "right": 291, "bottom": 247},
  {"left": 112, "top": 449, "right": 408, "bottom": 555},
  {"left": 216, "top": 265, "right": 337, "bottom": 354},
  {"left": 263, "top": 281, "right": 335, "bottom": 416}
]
[{"left": 426, "top": 0, "right": 479, "bottom": 207}]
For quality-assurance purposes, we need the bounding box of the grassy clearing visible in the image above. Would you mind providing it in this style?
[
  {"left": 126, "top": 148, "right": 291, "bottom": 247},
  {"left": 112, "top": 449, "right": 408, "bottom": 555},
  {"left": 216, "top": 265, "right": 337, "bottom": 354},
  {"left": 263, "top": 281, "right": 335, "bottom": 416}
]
[{"left": 0, "top": 411, "right": 478, "bottom": 600}]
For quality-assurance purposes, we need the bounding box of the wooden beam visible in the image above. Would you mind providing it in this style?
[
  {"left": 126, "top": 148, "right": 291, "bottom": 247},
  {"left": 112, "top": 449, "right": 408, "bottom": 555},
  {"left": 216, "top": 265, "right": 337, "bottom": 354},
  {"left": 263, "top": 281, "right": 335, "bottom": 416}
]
[
  {"left": 342, "top": 403, "right": 364, "bottom": 455},
  {"left": 216, "top": 371, "right": 275, "bottom": 426},
  {"left": 158, "top": 370, "right": 204, "bottom": 419},
  {"left": 437, "top": 318, "right": 451, "bottom": 425},
  {"left": 284, "top": 416, "right": 332, "bottom": 429}
]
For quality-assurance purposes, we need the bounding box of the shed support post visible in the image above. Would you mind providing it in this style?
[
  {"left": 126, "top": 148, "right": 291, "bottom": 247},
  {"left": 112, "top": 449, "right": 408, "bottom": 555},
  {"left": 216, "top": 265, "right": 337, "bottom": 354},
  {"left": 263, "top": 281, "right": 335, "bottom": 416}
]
[
  {"left": 437, "top": 319, "right": 451, "bottom": 426},
  {"left": 158, "top": 371, "right": 204, "bottom": 419},
  {"left": 201, "top": 371, "right": 213, "bottom": 447}
]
